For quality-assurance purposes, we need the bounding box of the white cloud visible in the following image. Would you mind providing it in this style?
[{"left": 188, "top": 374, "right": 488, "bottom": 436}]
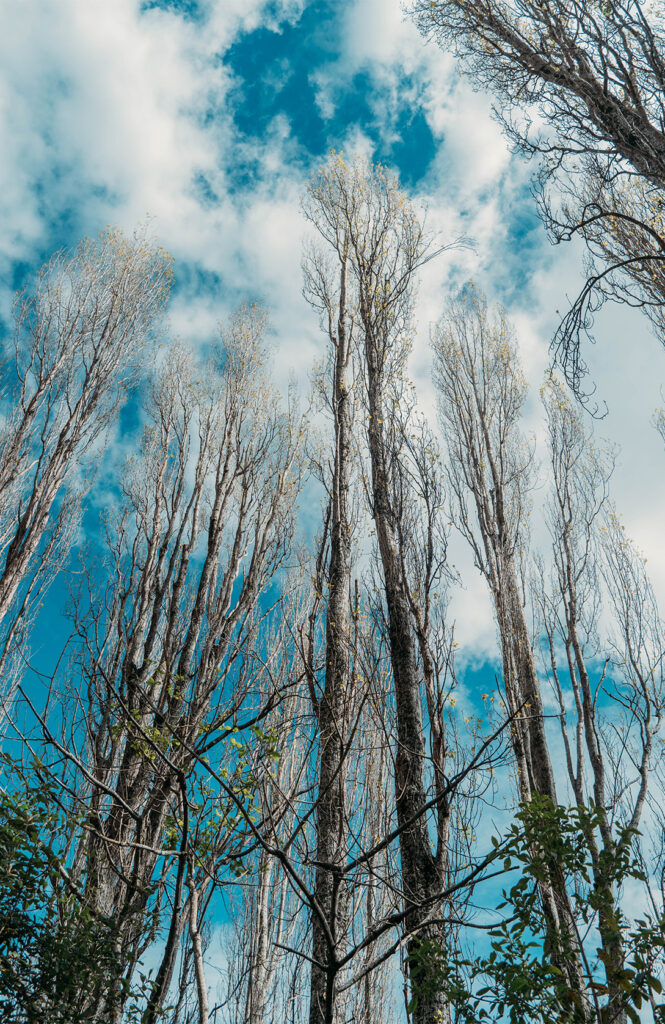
[
  {"left": 342, "top": 0, "right": 408, "bottom": 67},
  {"left": 2, "top": 0, "right": 665, "bottom": 650},
  {"left": 0, "top": 2, "right": 213, "bottom": 264}
]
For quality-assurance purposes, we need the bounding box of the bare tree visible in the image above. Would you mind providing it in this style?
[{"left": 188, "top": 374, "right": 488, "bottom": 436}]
[
  {"left": 0, "top": 228, "right": 172, "bottom": 702},
  {"left": 238, "top": 751, "right": 307, "bottom": 1024},
  {"left": 301, "top": 151, "right": 474, "bottom": 1024},
  {"left": 13, "top": 307, "right": 305, "bottom": 1022},
  {"left": 434, "top": 287, "right": 549, "bottom": 799},
  {"left": 412, "top": 0, "right": 665, "bottom": 185},
  {"left": 599, "top": 506, "right": 665, "bottom": 836},
  {"left": 223, "top": 592, "right": 314, "bottom": 1024},
  {"left": 536, "top": 374, "right": 623, "bottom": 1018},
  {"left": 300, "top": 212, "right": 358, "bottom": 1024},
  {"left": 536, "top": 374, "right": 665, "bottom": 1022},
  {"left": 536, "top": 374, "right": 614, "bottom": 815},
  {"left": 432, "top": 286, "right": 592, "bottom": 1017},
  {"left": 411, "top": 0, "right": 665, "bottom": 391}
]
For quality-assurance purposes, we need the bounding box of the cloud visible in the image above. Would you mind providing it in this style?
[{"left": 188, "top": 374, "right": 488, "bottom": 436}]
[{"left": 2, "top": 0, "right": 665, "bottom": 656}]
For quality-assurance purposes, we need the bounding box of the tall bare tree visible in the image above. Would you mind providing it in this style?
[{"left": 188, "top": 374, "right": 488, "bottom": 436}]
[
  {"left": 536, "top": 372, "right": 665, "bottom": 1022},
  {"left": 15, "top": 307, "right": 305, "bottom": 1022},
  {"left": 433, "top": 286, "right": 591, "bottom": 1017},
  {"left": 300, "top": 212, "right": 358, "bottom": 1024},
  {"left": 411, "top": 0, "right": 665, "bottom": 391},
  {"left": 302, "top": 151, "right": 466, "bottom": 1024},
  {"left": 0, "top": 228, "right": 172, "bottom": 702}
]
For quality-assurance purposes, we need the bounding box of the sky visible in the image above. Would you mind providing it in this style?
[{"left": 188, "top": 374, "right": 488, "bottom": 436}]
[
  {"left": 3, "top": 1, "right": 665, "bottom": 1009},
  {"left": 1, "top": 0, "right": 665, "bottom": 664}
]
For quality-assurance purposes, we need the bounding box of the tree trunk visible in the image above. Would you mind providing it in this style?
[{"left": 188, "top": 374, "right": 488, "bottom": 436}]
[
  {"left": 364, "top": 331, "right": 450, "bottom": 1024},
  {"left": 498, "top": 558, "right": 590, "bottom": 1020},
  {"left": 309, "top": 260, "right": 353, "bottom": 1024},
  {"left": 188, "top": 875, "right": 210, "bottom": 1024}
]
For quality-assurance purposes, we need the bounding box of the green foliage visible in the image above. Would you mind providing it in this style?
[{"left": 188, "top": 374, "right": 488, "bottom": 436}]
[
  {"left": 407, "top": 797, "right": 665, "bottom": 1023},
  {"left": 0, "top": 706, "right": 279, "bottom": 1022},
  {"left": 0, "top": 775, "right": 128, "bottom": 1023}
]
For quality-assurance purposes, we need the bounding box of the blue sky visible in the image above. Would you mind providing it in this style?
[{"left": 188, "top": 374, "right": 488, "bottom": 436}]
[
  {"left": 1, "top": 0, "right": 665, "bottom": 664},
  {"left": 2, "top": 1, "right": 665, "bottom": 1007}
]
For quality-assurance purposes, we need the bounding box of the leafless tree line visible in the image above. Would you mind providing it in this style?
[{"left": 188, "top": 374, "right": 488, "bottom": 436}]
[{"left": 2, "top": 151, "right": 665, "bottom": 1024}]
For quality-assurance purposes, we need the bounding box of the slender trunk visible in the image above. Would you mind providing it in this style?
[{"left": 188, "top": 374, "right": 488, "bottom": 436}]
[
  {"left": 309, "top": 260, "right": 353, "bottom": 1024},
  {"left": 142, "top": 778, "right": 188, "bottom": 1024},
  {"left": 245, "top": 850, "right": 273, "bottom": 1024},
  {"left": 502, "top": 562, "right": 558, "bottom": 801},
  {"left": 188, "top": 876, "right": 210, "bottom": 1024},
  {"left": 564, "top": 551, "right": 627, "bottom": 1024},
  {"left": 364, "top": 332, "right": 450, "bottom": 1024},
  {"left": 497, "top": 558, "right": 591, "bottom": 1020}
]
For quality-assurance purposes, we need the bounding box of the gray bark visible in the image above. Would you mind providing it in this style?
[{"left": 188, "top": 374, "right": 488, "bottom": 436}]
[
  {"left": 363, "top": 327, "right": 451, "bottom": 1024},
  {"left": 308, "top": 257, "right": 354, "bottom": 1024},
  {"left": 188, "top": 875, "right": 210, "bottom": 1024}
]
